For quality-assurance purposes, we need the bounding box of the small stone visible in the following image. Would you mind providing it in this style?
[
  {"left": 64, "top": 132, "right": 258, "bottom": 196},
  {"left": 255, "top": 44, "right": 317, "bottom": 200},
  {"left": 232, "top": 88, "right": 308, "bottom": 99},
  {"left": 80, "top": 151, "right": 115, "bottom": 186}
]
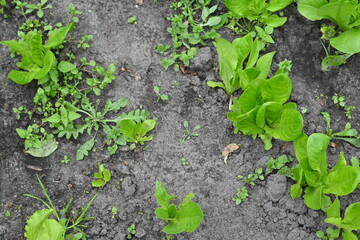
[
  {"left": 122, "top": 177, "right": 136, "bottom": 196},
  {"left": 192, "top": 47, "right": 212, "bottom": 71},
  {"left": 135, "top": 227, "right": 146, "bottom": 238}
]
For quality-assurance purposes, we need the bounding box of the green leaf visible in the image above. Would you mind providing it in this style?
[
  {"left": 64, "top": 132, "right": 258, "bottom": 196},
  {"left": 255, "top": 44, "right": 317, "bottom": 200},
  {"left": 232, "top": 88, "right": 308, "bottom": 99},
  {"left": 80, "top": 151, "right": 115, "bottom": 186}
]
[
  {"left": 58, "top": 61, "right": 76, "bottom": 73},
  {"left": 256, "top": 102, "right": 282, "bottom": 128},
  {"left": 267, "top": 0, "right": 293, "bottom": 12},
  {"left": 44, "top": 114, "right": 61, "bottom": 123},
  {"left": 139, "top": 119, "right": 157, "bottom": 137},
  {"left": 307, "top": 133, "right": 330, "bottom": 173},
  {"left": 330, "top": 151, "right": 347, "bottom": 173},
  {"left": 206, "top": 81, "right": 226, "bottom": 91},
  {"left": 162, "top": 202, "right": 203, "bottom": 234},
  {"left": 25, "top": 140, "right": 58, "bottom": 158},
  {"left": 261, "top": 74, "right": 292, "bottom": 104},
  {"left": 324, "top": 197, "right": 341, "bottom": 218},
  {"left": 321, "top": 54, "right": 353, "bottom": 71},
  {"left": 76, "top": 137, "right": 95, "bottom": 161},
  {"left": 297, "top": 0, "right": 328, "bottom": 21},
  {"left": 303, "top": 186, "right": 324, "bottom": 210},
  {"left": 91, "top": 179, "right": 105, "bottom": 187},
  {"left": 44, "top": 22, "right": 74, "bottom": 49},
  {"left": 24, "top": 209, "right": 65, "bottom": 240},
  {"left": 343, "top": 202, "right": 360, "bottom": 230},
  {"left": 224, "top": 0, "right": 251, "bottom": 18},
  {"left": 102, "top": 169, "right": 111, "bottom": 182},
  {"left": 265, "top": 109, "right": 303, "bottom": 142},
  {"left": 205, "top": 16, "right": 222, "bottom": 26},
  {"left": 34, "top": 51, "right": 54, "bottom": 80},
  {"left": 155, "top": 207, "right": 171, "bottom": 220},
  {"left": 255, "top": 51, "right": 275, "bottom": 80},
  {"left": 16, "top": 128, "right": 29, "bottom": 139},
  {"left": 324, "top": 166, "right": 360, "bottom": 196},
  {"left": 68, "top": 111, "right": 81, "bottom": 121},
  {"left": 330, "top": 28, "right": 360, "bottom": 54},
  {"left": 294, "top": 133, "right": 310, "bottom": 169},
  {"left": 318, "top": 3, "right": 357, "bottom": 31},
  {"left": 119, "top": 119, "right": 137, "bottom": 141},
  {"left": 228, "top": 106, "right": 264, "bottom": 136},
  {"left": 155, "top": 181, "right": 174, "bottom": 208},
  {"left": 8, "top": 70, "right": 35, "bottom": 85}
]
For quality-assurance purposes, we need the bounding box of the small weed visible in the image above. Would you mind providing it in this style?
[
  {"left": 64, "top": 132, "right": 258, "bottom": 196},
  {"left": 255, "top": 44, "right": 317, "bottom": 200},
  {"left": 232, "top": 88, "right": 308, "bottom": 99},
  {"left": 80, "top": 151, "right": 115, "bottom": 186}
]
[
  {"left": 127, "top": 16, "right": 137, "bottom": 24},
  {"left": 127, "top": 224, "right": 136, "bottom": 239},
  {"left": 92, "top": 163, "right": 111, "bottom": 187},
  {"left": 61, "top": 155, "right": 70, "bottom": 164},
  {"left": 171, "top": 81, "right": 179, "bottom": 88},
  {"left": 332, "top": 93, "right": 356, "bottom": 119},
  {"left": 162, "top": 235, "right": 175, "bottom": 240},
  {"left": 181, "top": 157, "right": 189, "bottom": 165},
  {"left": 237, "top": 168, "right": 264, "bottom": 186},
  {"left": 154, "top": 86, "right": 169, "bottom": 102},
  {"left": 111, "top": 207, "right": 118, "bottom": 219},
  {"left": 266, "top": 155, "right": 293, "bottom": 177},
  {"left": 232, "top": 186, "right": 248, "bottom": 205},
  {"left": 180, "top": 120, "right": 201, "bottom": 143},
  {"left": 5, "top": 210, "right": 11, "bottom": 217},
  {"left": 316, "top": 227, "right": 340, "bottom": 240}
]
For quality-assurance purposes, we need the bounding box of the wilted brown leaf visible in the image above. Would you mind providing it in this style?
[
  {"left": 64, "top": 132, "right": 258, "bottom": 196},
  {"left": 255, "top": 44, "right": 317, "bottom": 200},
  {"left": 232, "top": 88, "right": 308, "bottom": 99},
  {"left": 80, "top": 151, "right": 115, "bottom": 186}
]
[
  {"left": 222, "top": 143, "right": 239, "bottom": 164},
  {"left": 135, "top": 0, "right": 143, "bottom": 5}
]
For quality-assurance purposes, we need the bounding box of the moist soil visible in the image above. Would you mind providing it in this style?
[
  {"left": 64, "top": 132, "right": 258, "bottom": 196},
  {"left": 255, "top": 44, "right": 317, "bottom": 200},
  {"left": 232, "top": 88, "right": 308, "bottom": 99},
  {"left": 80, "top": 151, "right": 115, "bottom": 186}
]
[{"left": 1, "top": 1, "right": 360, "bottom": 240}]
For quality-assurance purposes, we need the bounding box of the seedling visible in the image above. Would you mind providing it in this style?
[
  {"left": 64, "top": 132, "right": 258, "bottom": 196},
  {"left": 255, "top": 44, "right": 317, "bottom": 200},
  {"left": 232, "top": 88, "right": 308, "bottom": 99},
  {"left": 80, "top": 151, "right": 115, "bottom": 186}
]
[
  {"left": 127, "top": 224, "right": 136, "bottom": 239},
  {"left": 13, "top": 0, "right": 52, "bottom": 18},
  {"left": 171, "top": 81, "right": 179, "bottom": 88},
  {"left": 92, "top": 163, "right": 111, "bottom": 187},
  {"left": 127, "top": 16, "right": 137, "bottom": 24},
  {"left": 332, "top": 94, "right": 356, "bottom": 119},
  {"left": 24, "top": 175, "right": 97, "bottom": 239},
  {"left": 119, "top": 119, "right": 157, "bottom": 149},
  {"left": 321, "top": 112, "right": 360, "bottom": 148},
  {"left": 237, "top": 168, "right": 264, "bottom": 186},
  {"left": 266, "top": 155, "right": 293, "bottom": 177},
  {"left": 180, "top": 120, "right": 201, "bottom": 143},
  {"left": 162, "top": 235, "right": 175, "bottom": 240},
  {"left": 61, "top": 155, "right": 70, "bottom": 164},
  {"left": 232, "top": 187, "right": 248, "bottom": 205},
  {"left": 316, "top": 227, "right": 340, "bottom": 240},
  {"left": 154, "top": 181, "right": 204, "bottom": 234},
  {"left": 154, "top": 86, "right": 169, "bottom": 102},
  {"left": 5, "top": 210, "right": 11, "bottom": 217},
  {"left": 111, "top": 207, "right": 118, "bottom": 219},
  {"left": 181, "top": 158, "right": 189, "bottom": 166}
]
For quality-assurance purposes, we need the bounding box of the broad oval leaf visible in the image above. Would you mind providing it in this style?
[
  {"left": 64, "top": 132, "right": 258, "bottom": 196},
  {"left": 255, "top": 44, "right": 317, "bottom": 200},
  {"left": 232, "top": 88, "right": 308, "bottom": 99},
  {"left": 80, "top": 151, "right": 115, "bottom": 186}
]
[
  {"left": 324, "top": 166, "right": 360, "bottom": 196},
  {"left": 44, "top": 22, "right": 74, "bottom": 49},
  {"left": 255, "top": 51, "right": 275, "bottom": 80},
  {"left": 318, "top": 3, "right": 357, "bottom": 31},
  {"left": 25, "top": 139, "right": 58, "bottom": 158},
  {"left": 297, "top": 0, "right": 328, "bottom": 21},
  {"left": 330, "top": 28, "right": 360, "bottom": 54},
  {"left": 155, "top": 181, "right": 174, "bottom": 208},
  {"left": 24, "top": 209, "right": 65, "bottom": 240},
  {"left": 343, "top": 202, "right": 360, "bottom": 230},
  {"left": 307, "top": 133, "right": 330, "bottom": 174},
  {"left": 264, "top": 108, "right": 303, "bottom": 141},
  {"left": 8, "top": 70, "right": 35, "bottom": 85},
  {"left": 267, "top": 0, "right": 293, "bottom": 12},
  {"left": 255, "top": 102, "right": 282, "bottom": 128},
  {"left": 303, "top": 186, "right": 324, "bottom": 210},
  {"left": 294, "top": 133, "right": 310, "bottom": 169},
  {"left": 58, "top": 61, "right": 76, "bottom": 73},
  {"left": 261, "top": 74, "right": 292, "bottom": 104},
  {"left": 162, "top": 202, "right": 204, "bottom": 234},
  {"left": 91, "top": 179, "right": 105, "bottom": 187}
]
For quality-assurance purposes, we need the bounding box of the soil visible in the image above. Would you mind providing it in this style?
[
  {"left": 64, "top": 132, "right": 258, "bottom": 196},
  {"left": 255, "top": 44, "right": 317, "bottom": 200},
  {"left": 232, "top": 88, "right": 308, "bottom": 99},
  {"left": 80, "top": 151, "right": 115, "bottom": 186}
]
[{"left": 0, "top": 1, "right": 360, "bottom": 240}]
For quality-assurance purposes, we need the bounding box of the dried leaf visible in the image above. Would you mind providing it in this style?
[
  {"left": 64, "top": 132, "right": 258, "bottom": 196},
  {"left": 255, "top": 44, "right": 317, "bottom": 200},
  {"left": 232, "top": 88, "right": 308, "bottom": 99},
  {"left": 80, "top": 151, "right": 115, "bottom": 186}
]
[
  {"left": 222, "top": 143, "right": 239, "bottom": 164},
  {"left": 135, "top": 0, "right": 143, "bottom": 5},
  {"left": 26, "top": 165, "right": 43, "bottom": 171},
  {"left": 280, "top": 143, "right": 289, "bottom": 150},
  {"left": 330, "top": 141, "right": 336, "bottom": 148}
]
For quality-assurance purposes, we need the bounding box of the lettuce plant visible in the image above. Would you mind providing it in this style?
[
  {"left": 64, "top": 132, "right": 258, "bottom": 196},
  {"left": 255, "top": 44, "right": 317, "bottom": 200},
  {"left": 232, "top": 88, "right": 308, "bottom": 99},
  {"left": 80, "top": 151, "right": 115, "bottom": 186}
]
[
  {"left": 227, "top": 72, "right": 303, "bottom": 150},
  {"left": 291, "top": 133, "right": 360, "bottom": 209},
  {"left": 154, "top": 181, "right": 204, "bottom": 234},
  {"left": 297, "top": 0, "right": 360, "bottom": 70},
  {"left": 207, "top": 34, "right": 275, "bottom": 96}
]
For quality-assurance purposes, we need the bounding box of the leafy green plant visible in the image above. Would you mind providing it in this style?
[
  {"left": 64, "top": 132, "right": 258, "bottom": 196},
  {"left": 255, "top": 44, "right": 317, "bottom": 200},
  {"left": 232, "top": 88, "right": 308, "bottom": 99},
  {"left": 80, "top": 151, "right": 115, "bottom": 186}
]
[
  {"left": 154, "top": 181, "right": 204, "bottom": 234},
  {"left": 61, "top": 155, "right": 70, "bottom": 164},
  {"left": 127, "top": 224, "right": 136, "bottom": 239},
  {"left": 154, "top": 86, "right": 169, "bottom": 102},
  {"left": 180, "top": 120, "right": 201, "bottom": 143},
  {"left": 119, "top": 119, "right": 157, "bottom": 150},
  {"left": 266, "top": 154, "right": 293, "bottom": 177},
  {"left": 2, "top": 4, "right": 157, "bottom": 159},
  {"left": 321, "top": 112, "right": 360, "bottom": 148},
  {"left": 156, "top": 0, "right": 227, "bottom": 70},
  {"left": 111, "top": 207, "right": 118, "bottom": 219},
  {"left": 227, "top": 68, "right": 303, "bottom": 150},
  {"left": 297, "top": 0, "right": 360, "bottom": 70},
  {"left": 24, "top": 176, "right": 97, "bottom": 240},
  {"left": 225, "top": 0, "right": 293, "bottom": 47},
  {"left": 232, "top": 186, "right": 249, "bottom": 205},
  {"left": 332, "top": 94, "right": 356, "bottom": 119},
  {"left": 291, "top": 133, "right": 360, "bottom": 210},
  {"left": 127, "top": 16, "right": 137, "bottom": 24},
  {"left": 0, "top": 0, "right": 8, "bottom": 18},
  {"left": 316, "top": 227, "right": 340, "bottom": 240},
  {"left": 92, "top": 163, "right": 111, "bottom": 187},
  {"left": 181, "top": 157, "right": 189, "bottom": 166},
  {"left": 207, "top": 34, "right": 276, "bottom": 96},
  {"left": 237, "top": 168, "right": 264, "bottom": 186}
]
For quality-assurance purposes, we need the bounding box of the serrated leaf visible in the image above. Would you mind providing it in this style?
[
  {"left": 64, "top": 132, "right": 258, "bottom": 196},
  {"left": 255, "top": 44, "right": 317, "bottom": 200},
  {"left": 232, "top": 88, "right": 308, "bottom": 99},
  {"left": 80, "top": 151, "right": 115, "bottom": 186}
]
[{"left": 76, "top": 138, "right": 95, "bottom": 161}]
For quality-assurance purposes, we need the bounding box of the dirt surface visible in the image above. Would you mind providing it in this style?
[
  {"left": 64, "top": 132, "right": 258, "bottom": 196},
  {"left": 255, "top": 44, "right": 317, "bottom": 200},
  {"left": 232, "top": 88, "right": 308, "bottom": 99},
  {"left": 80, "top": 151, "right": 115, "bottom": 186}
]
[{"left": 1, "top": 1, "right": 360, "bottom": 240}]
